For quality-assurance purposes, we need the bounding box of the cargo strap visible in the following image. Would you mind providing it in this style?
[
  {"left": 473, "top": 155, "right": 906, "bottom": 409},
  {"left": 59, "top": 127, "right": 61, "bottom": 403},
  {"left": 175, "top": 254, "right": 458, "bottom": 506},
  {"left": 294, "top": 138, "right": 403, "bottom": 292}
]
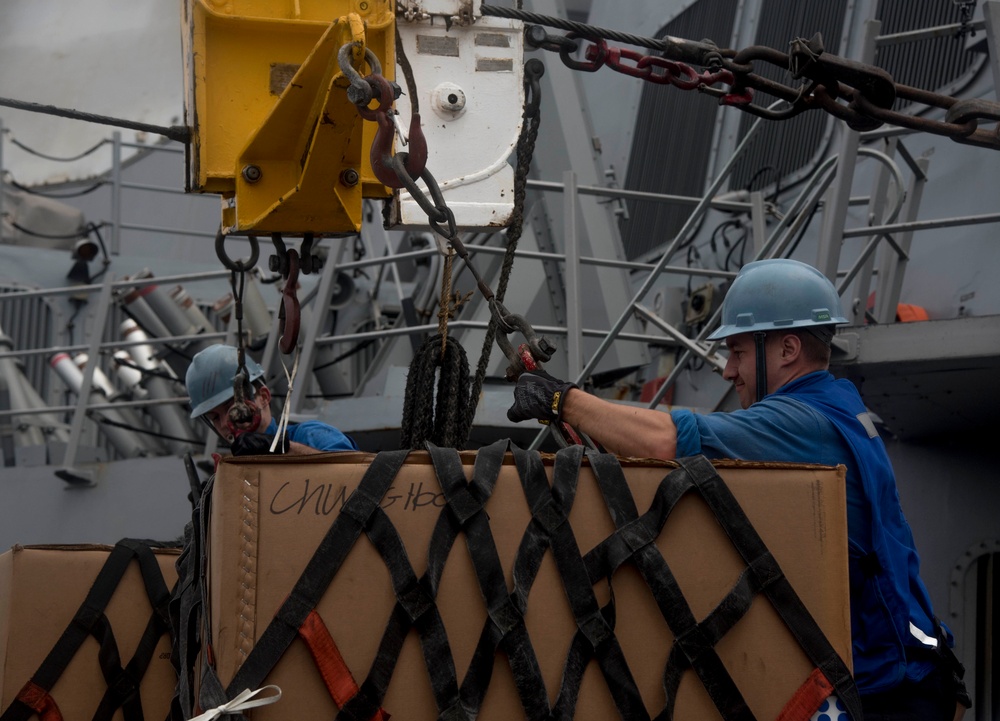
[
  {"left": 170, "top": 463, "right": 393, "bottom": 721},
  {"left": 429, "top": 440, "right": 549, "bottom": 719},
  {"left": 169, "top": 476, "right": 215, "bottom": 721},
  {"left": 583, "top": 453, "right": 863, "bottom": 721},
  {"left": 514, "top": 443, "right": 651, "bottom": 720},
  {"left": 0, "top": 539, "right": 173, "bottom": 721},
  {"left": 213, "top": 451, "right": 411, "bottom": 719}
]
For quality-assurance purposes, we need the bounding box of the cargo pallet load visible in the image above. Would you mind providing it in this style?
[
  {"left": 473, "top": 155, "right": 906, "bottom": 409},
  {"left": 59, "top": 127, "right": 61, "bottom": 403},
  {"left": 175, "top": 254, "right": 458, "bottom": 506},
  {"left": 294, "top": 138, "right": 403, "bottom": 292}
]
[
  {"left": 0, "top": 542, "right": 179, "bottom": 721},
  {"left": 0, "top": 446, "right": 858, "bottom": 720},
  {"left": 175, "top": 444, "right": 857, "bottom": 721}
]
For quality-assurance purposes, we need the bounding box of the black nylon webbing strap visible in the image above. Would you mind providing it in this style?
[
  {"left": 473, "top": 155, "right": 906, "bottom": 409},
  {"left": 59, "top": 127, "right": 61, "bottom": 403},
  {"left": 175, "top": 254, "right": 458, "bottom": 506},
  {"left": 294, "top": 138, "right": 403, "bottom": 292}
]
[
  {"left": 426, "top": 441, "right": 549, "bottom": 721},
  {"left": 343, "top": 485, "right": 464, "bottom": 720},
  {"left": 226, "top": 449, "right": 410, "bottom": 699},
  {"left": 513, "top": 444, "right": 651, "bottom": 721},
  {"left": 676, "top": 456, "right": 863, "bottom": 721},
  {"left": 0, "top": 540, "right": 174, "bottom": 721},
  {"left": 584, "top": 451, "right": 755, "bottom": 721}
]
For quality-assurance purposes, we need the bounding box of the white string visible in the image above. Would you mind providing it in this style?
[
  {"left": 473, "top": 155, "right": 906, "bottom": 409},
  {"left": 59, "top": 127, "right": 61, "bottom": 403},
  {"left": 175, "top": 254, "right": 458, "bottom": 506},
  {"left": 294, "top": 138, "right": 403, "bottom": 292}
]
[
  {"left": 189, "top": 685, "right": 282, "bottom": 721},
  {"left": 270, "top": 346, "right": 300, "bottom": 453}
]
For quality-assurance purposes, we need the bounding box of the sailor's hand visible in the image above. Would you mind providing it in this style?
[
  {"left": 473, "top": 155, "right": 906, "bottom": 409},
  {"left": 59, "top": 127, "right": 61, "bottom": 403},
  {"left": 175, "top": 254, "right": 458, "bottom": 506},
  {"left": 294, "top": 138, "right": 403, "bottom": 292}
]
[
  {"left": 230, "top": 432, "right": 289, "bottom": 456},
  {"left": 507, "top": 370, "right": 577, "bottom": 424}
]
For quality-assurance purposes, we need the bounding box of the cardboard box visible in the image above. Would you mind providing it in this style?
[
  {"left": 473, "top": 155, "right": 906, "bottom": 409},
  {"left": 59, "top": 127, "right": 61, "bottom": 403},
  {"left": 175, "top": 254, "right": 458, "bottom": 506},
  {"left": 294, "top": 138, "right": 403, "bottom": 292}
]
[
  {"left": 208, "top": 451, "right": 851, "bottom": 720},
  {"left": 0, "top": 544, "right": 180, "bottom": 721}
]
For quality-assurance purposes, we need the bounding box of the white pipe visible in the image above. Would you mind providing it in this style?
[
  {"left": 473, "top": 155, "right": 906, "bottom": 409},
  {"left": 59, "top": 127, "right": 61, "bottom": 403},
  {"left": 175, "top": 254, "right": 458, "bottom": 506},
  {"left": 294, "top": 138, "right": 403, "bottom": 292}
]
[
  {"left": 119, "top": 321, "right": 199, "bottom": 454},
  {"left": 50, "top": 353, "right": 153, "bottom": 458}
]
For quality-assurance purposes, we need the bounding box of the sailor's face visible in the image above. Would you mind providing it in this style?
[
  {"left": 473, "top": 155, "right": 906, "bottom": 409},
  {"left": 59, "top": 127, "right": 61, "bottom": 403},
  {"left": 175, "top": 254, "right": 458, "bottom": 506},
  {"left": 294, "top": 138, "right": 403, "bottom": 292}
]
[{"left": 722, "top": 333, "right": 760, "bottom": 409}]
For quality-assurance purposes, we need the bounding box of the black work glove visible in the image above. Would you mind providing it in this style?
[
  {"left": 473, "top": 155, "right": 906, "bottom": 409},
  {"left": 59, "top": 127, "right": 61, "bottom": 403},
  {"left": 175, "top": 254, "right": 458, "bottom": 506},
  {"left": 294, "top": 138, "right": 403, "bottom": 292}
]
[
  {"left": 507, "top": 370, "right": 578, "bottom": 424},
  {"left": 230, "top": 432, "right": 289, "bottom": 456}
]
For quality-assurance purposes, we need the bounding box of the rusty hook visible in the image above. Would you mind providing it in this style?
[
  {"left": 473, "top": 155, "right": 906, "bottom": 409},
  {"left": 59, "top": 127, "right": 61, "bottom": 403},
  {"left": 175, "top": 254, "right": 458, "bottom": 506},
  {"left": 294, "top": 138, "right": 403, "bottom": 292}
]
[
  {"left": 278, "top": 249, "right": 301, "bottom": 354},
  {"left": 371, "top": 108, "right": 428, "bottom": 189}
]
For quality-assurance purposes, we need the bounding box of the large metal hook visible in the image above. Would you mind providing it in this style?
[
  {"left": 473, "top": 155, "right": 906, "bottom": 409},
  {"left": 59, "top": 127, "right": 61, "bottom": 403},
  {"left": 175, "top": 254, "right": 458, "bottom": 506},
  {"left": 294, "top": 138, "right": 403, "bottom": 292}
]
[
  {"left": 278, "top": 249, "right": 301, "bottom": 354},
  {"left": 369, "top": 74, "right": 428, "bottom": 189}
]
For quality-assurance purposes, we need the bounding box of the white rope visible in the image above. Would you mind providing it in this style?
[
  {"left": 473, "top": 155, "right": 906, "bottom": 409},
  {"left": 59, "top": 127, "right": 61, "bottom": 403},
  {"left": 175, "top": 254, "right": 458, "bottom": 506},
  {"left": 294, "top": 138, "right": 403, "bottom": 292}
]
[
  {"left": 270, "top": 346, "right": 300, "bottom": 453},
  {"left": 189, "top": 685, "right": 282, "bottom": 721}
]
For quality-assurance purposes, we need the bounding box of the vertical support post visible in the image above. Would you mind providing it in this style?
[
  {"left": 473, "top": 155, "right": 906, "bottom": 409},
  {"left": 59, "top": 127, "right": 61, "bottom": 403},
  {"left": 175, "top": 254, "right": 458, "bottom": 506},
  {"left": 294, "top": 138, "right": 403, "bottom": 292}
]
[
  {"left": 849, "top": 138, "right": 896, "bottom": 325},
  {"left": 816, "top": 19, "right": 881, "bottom": 281},
  {"left": 874, "top": 156, "right": 930, "bottom": 323},
  {"left": 984, "top": 1, "right": 1000, "bottom": 98},
  {"left": 110, "top": 132, "right": 123, "bottom": 255},
  {"left": 0, "top": 118, "right": 5, "bottom": 241},
  {"left": 749, "top": 191, "right": 768, "bottom": 257},
  {"left": 563, "top": 171, "right": 582, "bottom": 382},
  {"left": 60, "top": 271, "right": 115, "bottom": 478}
]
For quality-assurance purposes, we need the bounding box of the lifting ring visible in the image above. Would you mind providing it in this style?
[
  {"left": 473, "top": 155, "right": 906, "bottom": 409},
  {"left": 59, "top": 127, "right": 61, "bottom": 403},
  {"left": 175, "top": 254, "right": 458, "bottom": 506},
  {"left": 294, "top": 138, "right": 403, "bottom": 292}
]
[{"left": 215, "top": 229, "right": 260, "bottom": 272}]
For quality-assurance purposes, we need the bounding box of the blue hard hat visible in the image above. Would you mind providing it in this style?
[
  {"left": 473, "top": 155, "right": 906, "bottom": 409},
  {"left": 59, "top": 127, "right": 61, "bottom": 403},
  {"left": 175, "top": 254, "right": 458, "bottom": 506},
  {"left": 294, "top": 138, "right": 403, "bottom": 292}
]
[
  {"left": 186, "top": 345, "right": 265, "bottom": 420},
  {"left": 708, "top": 259, "right": 849, "bottom": 341}
]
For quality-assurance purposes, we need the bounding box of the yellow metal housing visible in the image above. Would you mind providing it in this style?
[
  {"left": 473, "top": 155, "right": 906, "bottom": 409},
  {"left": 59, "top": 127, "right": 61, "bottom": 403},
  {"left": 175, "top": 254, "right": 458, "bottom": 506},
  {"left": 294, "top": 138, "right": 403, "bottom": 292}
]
[{"left": 182, "top": 0, "right": 394, "bottom": 234}]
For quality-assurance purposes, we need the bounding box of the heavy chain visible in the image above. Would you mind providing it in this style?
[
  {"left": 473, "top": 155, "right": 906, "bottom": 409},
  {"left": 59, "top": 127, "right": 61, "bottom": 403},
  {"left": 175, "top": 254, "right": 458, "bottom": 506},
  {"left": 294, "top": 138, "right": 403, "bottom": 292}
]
[
  {"left": 484, "top": 3, "right": 1000, "bottom": 150},
  {"left": 525, "top": 27, "right": 752, "bottom": 106}
]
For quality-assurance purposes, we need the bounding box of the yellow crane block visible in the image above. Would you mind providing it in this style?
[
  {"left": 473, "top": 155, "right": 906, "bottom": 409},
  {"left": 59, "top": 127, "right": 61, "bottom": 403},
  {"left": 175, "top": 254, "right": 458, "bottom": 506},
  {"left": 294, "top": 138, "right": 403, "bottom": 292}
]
[{"left": 182, "top": 0, "right": 394, "bottom": 235}]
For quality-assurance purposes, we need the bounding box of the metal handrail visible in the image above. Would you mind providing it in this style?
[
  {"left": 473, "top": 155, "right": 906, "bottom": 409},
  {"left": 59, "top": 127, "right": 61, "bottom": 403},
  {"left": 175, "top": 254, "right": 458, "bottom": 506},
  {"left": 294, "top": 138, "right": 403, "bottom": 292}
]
[{"left": 3, "top": 66, "right": 999, "bottom": 462}]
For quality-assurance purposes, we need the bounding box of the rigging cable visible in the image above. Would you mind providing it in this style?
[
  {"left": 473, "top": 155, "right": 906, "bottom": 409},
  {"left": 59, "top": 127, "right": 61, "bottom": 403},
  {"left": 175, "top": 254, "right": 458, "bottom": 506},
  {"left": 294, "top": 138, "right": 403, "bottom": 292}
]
[
  {"left": 464, "top": 59, "right": 546, "bottom": 445},
  {"left": 7, "top": 177, "right": 107, "bottom": 198},
  {"left": 479, "top": 4, "right": 696, "bottom": 55},
  {"left": 0, "top": 96, "right": 190, "bottom": 143},
  {"left": 8, "top": 137, "right": 108, "bottom": 163},
  {"left": 94, "top": 414, "right": 201, "bottom": 447}
]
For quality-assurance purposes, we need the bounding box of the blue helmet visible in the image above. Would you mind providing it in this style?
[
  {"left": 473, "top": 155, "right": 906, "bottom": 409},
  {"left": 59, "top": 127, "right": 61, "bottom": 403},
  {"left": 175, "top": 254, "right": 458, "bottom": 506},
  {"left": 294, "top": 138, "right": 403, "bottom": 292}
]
[
  {"left": 186, "top": 345, "right": 265, "bottom": 420},
  {"left": 708, "top": 259, "right": 849, "bottom": 341}
]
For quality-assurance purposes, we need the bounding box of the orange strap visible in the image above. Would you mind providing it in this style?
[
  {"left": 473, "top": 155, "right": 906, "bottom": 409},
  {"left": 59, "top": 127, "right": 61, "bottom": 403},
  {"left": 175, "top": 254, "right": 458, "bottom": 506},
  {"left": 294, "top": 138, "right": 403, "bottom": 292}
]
[
  {"left": 15, "top": 681, "right": 63, "bottom": 721},
  {"left": 298, "top": 610, "right": 390, "bottom": 721},
  {"left": 776, "top": 668, "right": 835, "bottom": 721}
]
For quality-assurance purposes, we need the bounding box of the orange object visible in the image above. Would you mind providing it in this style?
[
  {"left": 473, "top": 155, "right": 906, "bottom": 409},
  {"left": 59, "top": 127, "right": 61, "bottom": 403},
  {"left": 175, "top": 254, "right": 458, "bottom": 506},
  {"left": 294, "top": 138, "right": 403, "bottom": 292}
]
[
  {"left": 895, "top": 303, "right": 929, "bottom": 322},
  {"left": 298, "top": 610, "right": 390, "bottom": 721},
  {"left": 776, "top": 668, "right": 835, "bottom": 721},
  {"left": 865, "top": 292, "right": 929, "bottom": 322}
]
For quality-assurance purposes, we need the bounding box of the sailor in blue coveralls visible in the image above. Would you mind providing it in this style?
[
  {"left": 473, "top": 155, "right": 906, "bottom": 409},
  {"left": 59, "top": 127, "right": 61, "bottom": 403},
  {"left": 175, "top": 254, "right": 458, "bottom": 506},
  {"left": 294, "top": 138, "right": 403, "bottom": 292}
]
[
  {"left": 508, "top": 259, "right": 969, "bottom": 720},
  {"left": 186, "top": 344, "right": 358, "bottom": 455}
]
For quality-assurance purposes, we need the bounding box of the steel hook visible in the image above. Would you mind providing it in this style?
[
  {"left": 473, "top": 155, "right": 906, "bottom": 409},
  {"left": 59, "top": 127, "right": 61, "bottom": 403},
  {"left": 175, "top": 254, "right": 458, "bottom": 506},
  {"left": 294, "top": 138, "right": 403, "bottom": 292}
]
[
  {"left": 371, "top": 107, "right": 428, "bottom": 188},
  {"left": 278, "top": 249, "right": 302, "bottom": 354}
]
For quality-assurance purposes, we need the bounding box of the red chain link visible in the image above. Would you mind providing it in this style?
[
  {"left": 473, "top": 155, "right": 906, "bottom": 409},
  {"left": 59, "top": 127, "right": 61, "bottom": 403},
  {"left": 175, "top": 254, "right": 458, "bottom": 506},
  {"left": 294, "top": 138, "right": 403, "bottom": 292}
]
[{"left": 582, "top": 39, "right": 753, "bottom": 106}]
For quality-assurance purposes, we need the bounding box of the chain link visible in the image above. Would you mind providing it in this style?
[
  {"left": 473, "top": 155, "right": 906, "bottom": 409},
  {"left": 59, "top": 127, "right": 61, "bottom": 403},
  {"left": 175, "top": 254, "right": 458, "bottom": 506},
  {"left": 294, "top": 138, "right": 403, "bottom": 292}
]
[{"left": 512, "top": 7, "right": 1000, "bottom": 150}]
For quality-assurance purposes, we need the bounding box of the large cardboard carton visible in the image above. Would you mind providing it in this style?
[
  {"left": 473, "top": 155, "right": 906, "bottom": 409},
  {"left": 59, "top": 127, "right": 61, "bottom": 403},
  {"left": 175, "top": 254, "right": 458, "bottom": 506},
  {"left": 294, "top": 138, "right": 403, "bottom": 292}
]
[
  {"left": 208, "top": 451, "right": 851, "bottom": 720},
  {"left": 0, "top": 544, "right": 180, "bottom": 721}
]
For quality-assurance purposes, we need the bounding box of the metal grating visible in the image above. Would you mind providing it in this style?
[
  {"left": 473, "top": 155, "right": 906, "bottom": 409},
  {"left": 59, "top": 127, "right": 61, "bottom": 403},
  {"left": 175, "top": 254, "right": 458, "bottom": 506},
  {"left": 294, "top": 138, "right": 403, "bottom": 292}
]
[
  {"left": 875, "top": 0, "right": 984, "bottom": 109},
  {"left": 0, "top": 287, "right": 55, "bottom": 400},
  {"left": 729, "top": 0, "right": 849, "bottom": 192},
  {"left": 619, "top": 0, "right": 738, "bottom": 261}
]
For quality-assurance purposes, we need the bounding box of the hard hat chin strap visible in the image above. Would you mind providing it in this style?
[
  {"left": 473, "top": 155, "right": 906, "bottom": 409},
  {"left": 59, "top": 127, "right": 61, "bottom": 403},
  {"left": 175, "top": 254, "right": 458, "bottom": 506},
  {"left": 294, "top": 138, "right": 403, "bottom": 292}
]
[{"left": 754, "top": 331, "right": 768, "bottom": 404}]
